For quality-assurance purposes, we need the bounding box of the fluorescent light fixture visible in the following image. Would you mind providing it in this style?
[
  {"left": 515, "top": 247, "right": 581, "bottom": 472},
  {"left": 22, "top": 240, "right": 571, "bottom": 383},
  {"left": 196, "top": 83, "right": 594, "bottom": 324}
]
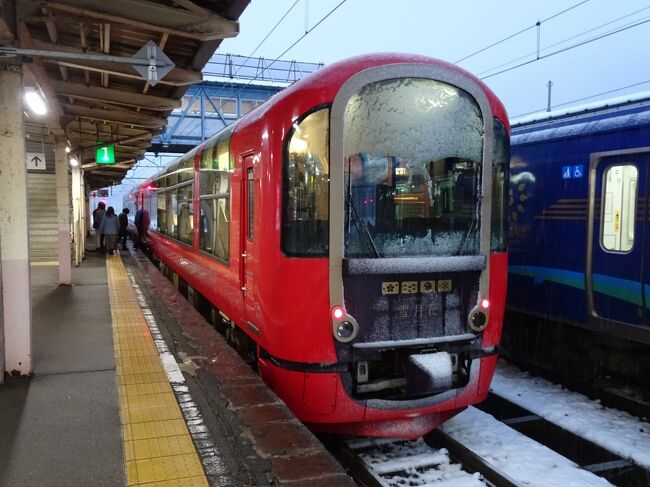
[
  {"left": 69, "top": 157, "right": 79, "bottom": 167},
  {"left": 24, "top": 90, "right": 47, "bottom": 116}
]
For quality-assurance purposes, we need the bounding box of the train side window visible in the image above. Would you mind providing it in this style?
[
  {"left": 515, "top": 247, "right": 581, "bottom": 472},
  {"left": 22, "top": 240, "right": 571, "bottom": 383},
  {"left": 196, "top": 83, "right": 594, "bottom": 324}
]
[
  {"left": 601, "top": 164, "right": 637, "bottom": 252},
  {"left": 177, "top": 185, "right": 193, "bottom": 245},
  {"left": 200, "top": 198, "right": 230, "bottom": 260},
  {"left": 157, "top": 192, "right": 167, "bottom": 234},
  {"left": 491, "top": 118, "right": 510, "bottom": 252},
  {"left": 143, "top": 191, "right": 156, "bottom": 230},
  {"left": 199, "top": 124, "right": 234, "bottom": 262},
  {"left": 167, "top": 191, "right": 177, "bottom": 238},
  {"left": 282, "top": 107, "right": 330, "bottom": 257}
]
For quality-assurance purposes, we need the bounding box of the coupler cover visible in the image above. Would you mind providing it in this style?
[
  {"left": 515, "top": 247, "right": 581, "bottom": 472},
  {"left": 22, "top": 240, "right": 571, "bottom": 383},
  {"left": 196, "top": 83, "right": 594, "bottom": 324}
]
[{"left": 406, "top": 352, "right": 453, "bottom": 396}]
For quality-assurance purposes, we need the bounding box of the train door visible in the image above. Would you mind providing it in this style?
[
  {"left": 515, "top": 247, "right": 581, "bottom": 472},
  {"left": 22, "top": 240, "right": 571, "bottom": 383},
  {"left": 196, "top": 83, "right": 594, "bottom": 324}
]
[
  {"left": 587, "top": 150, "right": 650, "bottom": 328},
  {"left": 240, "top": 154, "right": 260, "bottom": 335}
]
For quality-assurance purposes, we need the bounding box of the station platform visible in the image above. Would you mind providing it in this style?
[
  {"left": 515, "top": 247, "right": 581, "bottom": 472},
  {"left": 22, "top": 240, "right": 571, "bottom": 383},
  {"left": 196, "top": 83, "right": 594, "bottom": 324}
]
[{"left": 0, "top": 244, "right": 354, "bottom": 486}]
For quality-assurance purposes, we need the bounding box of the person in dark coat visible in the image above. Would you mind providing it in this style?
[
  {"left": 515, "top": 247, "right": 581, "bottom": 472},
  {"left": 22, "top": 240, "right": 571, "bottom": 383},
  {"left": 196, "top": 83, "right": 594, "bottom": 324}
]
[
  {"left": 118, "top": 208, "right": 130, "bottom": 251},
  {"left": 92, "top": 202, "right": 106, "bottom": 250},
  {"left": 100, "top": 206, "right": 119, "bottom": 254},
  {"left": 134, "top": 207, "right": 145, "bottom": 248}
]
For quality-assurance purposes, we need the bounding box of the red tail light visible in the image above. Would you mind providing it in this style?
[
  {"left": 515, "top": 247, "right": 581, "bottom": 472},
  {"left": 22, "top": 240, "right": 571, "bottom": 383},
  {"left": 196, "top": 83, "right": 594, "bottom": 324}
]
[{"left": 332, "top": 306, "right": 344, "bottom": 320}]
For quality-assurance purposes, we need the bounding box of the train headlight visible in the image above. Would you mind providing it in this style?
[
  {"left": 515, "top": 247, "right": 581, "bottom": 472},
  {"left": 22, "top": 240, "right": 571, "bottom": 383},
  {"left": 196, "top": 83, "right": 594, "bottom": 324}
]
[
  {"left": 331, "top": 308, "right": 359, "bottom": 343},
  {"left": 336, "top": 322, "right": 355, "bottom": 339},
  {"left": 468, "top": 303, "right": 489, "bottom": 332}
]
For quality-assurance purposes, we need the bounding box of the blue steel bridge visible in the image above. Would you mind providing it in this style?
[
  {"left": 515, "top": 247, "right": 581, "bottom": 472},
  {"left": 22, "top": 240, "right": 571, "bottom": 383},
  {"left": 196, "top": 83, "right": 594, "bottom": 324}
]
[{"left": 150, "top": 54, "right": 323, "bottom": 153}]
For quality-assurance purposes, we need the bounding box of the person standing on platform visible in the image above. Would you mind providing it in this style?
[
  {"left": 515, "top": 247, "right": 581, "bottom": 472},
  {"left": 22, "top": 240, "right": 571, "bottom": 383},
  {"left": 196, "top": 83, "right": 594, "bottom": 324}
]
[
  {"left": 92, "top": 201, "right": 106, "bottom": 251},
  {"left": 118, "top": 208, "right": 130, "bottom": 251},
  {"left": 134, "top": 207, "right": 145, "bottom": 248},
  {"left": 100, "top": 206, "right": 119, "bottom": 255}
]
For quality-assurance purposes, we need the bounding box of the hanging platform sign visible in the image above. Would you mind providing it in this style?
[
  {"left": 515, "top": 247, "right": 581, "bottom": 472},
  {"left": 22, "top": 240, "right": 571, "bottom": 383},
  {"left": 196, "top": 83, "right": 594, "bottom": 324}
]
[
  {"left": 26, "top": 152, "right": 47, "bottom": 170},
  {"left": 96, "top": 145, "right": 116, "bottom": 165}
]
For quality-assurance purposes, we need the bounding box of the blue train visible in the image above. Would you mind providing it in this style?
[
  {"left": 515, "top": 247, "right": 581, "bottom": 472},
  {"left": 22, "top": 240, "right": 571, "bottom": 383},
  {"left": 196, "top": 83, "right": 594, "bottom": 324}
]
[{"left": 503, "top": 92, "right": 650, "bottom": 389}]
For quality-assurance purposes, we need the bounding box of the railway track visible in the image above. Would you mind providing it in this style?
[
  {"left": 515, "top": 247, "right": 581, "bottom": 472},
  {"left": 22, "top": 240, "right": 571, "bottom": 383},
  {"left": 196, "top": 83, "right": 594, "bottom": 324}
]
[
  {"left": 475, "top": 392, "right": 650, "bottom": 486},
  {"left": 323, "top": 390, "right": 650, "bottom": 486},
  {"left": 322, "top": 434, "right": 498, "bottom": 487}
]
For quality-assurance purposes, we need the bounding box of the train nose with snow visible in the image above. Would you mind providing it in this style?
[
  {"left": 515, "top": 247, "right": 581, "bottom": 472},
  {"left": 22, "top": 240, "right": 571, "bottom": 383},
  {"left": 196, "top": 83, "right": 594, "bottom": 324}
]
[{"left": 128, "top": 53, "right": 510, "bottom": 438}]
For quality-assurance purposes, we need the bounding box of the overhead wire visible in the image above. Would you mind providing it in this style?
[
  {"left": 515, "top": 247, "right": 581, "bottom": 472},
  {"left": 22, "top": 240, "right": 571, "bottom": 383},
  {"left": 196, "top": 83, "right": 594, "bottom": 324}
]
[
  {"left": 266, "top": 0, "right": 348, "bottom": 67},
  {"left": 180, "top": 0, "right": 347, "bottom": 139},
  {"left": 512, "top": 79, "right": 650, "bottom": 119},
  {"left": 168, "top": 1, "right": 648, "bottom": 158},
  {"left": 247, "top": 0, "right": 301, "bottom": 59},
  {"left": 480, "top": 17, "right": 650, "bottom": 80},
  {"left": 478, "top": 6, "right": 650, "bottom": 77},
  {"left": 455, "top": 0, "right": 591, "bottom": 64}
]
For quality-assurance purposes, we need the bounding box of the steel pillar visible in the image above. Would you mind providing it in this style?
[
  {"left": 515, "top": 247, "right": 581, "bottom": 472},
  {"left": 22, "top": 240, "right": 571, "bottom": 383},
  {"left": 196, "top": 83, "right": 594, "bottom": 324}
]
[
  {"left": 55, "top": 137, "right": 72, "bottom": 284},
  {"left": 0, "top": 63, "right": 31, "bottom": 376}
]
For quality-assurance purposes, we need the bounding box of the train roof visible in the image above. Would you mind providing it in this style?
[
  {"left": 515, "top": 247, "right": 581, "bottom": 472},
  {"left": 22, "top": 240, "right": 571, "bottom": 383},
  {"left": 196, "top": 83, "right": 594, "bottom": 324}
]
[
  {"left": 131, "top": 53, "right": 510, "bottom": 193},
  {"left": 233, "top": 53, "right": 509, "bottom": 131},
  {"left": 510, "top": 91, "right": 650, "bottom": 145}
]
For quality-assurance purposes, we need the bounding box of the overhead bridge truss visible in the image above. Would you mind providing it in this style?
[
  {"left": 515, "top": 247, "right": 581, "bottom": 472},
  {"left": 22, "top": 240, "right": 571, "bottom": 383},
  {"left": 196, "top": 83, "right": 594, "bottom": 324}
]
[{"left": 152, "top": 54, "right": 323, "bottom": 153}]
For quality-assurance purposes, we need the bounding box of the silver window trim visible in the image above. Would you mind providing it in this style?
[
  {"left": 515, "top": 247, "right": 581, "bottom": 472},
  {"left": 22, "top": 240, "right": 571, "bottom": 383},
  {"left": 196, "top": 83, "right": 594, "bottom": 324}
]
[
  {"left": 586, "top": 147, "right": 650, "bottom": 320},
  {"left": 329, "top": 64, "right": 494, "bottom": 320}
]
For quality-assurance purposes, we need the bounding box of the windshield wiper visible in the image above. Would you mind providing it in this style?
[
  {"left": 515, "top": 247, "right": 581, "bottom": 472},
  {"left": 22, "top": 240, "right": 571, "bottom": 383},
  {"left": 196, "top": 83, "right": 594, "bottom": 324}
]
[
  {"left": 345, "top": 192, "right": 381, "bottom": 258},
  {"left": 345, "top": 157, "right": 380, "bottom": 258},
  {"left": 457, "top": 210, "right": 479, "bottom": 256}
]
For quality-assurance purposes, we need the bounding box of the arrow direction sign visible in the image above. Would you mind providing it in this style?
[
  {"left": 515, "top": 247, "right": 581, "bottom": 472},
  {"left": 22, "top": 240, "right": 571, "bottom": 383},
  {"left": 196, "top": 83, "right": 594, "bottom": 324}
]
[
  {"left": 131, "top": 41, "right": 175, "bottom": 86},
  {"left": 26, "top": 152, "right": 46, "bottom": 171},
  {"left": 0, "top": 41, "right": 176, "bottom": 87}
]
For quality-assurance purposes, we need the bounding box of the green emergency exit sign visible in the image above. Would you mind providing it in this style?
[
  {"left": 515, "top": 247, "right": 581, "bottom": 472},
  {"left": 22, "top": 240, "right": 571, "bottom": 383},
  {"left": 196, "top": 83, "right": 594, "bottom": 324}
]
[{"left": 96, "top": 145, "right": 116, "bottom": 165}]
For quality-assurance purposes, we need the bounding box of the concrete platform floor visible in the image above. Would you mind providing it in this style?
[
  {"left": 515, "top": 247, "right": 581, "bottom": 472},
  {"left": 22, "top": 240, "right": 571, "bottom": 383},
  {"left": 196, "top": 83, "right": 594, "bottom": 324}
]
[
  {"left": 0, "top": 244, "right": 355, "bottom": 486},
  {"left": 0, "top": 250, "right": 123, "bottom": 487}
]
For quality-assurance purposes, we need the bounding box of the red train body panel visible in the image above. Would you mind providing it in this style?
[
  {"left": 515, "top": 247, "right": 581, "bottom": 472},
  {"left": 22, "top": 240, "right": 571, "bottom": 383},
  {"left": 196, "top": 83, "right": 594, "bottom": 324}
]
[{"left": 129, "top": 53, "right": 510, "bottom": 438}]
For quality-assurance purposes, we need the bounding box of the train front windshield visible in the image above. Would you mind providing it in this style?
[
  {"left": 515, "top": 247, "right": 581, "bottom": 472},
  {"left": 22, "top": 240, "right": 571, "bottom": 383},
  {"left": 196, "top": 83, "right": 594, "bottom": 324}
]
[{"left": 343, "top": 78, "right": 484, "bottom": 258}]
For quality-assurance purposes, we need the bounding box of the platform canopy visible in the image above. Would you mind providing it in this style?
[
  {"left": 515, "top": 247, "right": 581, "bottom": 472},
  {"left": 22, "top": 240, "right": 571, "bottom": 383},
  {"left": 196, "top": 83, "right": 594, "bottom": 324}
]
[{"left": 0, "top": 0, "right": 249, "bottom": 189}]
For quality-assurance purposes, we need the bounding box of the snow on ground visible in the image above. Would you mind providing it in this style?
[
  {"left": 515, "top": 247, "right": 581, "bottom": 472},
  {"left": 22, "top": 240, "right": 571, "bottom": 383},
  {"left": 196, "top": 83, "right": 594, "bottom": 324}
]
[
  {"left": 441, "top": 407, "right": 612, "bottom": 487},
  {"left": 491, "top": 361, "right": 650, "bottom": 469},
  {"left": 355, "top": 438, "right": 486, "bottom": 486}
]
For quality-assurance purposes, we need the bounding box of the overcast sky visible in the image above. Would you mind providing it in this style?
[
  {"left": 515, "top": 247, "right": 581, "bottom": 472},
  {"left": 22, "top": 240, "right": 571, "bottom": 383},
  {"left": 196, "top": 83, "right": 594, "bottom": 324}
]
[
  {"left": 219, "top": 0, "right": 650, "bottom": 119},
  {"left": 118, "top": 0, "right": 649, "bottom": 189}
]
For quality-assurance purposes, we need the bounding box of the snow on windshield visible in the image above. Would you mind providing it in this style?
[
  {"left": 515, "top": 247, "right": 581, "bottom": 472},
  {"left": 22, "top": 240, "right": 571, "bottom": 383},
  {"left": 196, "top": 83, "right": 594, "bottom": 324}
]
[
  {"left": 344, "top": 78, "right": 483, "bottom": 164},
  {"left": 342, "top": 78, "right": 484, "bottom": 259}
]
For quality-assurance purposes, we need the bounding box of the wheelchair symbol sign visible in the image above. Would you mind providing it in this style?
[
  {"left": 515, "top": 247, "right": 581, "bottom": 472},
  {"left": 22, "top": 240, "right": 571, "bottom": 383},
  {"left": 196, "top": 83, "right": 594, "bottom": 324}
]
[{"left": 562, "top": 164, "right": 584, "bottom": 180}]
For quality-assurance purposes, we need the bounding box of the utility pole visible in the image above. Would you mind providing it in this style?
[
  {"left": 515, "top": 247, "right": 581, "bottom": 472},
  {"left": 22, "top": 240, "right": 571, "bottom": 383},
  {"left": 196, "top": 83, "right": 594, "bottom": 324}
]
[{"left": 547, "top": 80, "right": 553, "bottom": 112}]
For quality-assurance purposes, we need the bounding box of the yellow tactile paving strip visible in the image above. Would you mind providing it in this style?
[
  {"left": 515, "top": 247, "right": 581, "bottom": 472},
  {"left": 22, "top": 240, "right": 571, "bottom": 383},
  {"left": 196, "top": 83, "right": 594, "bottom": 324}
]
[{"left": 106, "top": 254, "right": 208, "bottom": 487}]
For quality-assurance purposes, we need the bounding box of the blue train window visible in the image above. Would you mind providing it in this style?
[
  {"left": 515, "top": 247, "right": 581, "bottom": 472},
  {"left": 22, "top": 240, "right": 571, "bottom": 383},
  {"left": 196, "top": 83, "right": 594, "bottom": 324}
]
[{"left": 601, "top": 164, "right": 637, "bottom": 252}]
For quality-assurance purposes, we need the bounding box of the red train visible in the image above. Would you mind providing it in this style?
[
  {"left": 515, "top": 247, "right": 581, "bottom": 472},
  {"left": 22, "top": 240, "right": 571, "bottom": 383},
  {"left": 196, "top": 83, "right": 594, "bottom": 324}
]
[{"left": 127, "top": 53, "right": 510, "bottom": 438}]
